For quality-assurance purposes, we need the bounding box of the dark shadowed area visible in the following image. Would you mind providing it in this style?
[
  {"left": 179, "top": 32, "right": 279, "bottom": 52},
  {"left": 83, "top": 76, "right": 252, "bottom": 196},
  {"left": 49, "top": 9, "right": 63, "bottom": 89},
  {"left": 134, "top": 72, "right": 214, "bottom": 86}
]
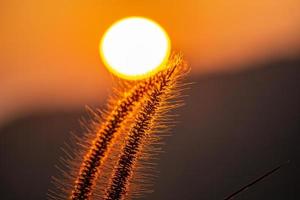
[{"left": 0, "top": 57, "right": 299, "bottom": 199}]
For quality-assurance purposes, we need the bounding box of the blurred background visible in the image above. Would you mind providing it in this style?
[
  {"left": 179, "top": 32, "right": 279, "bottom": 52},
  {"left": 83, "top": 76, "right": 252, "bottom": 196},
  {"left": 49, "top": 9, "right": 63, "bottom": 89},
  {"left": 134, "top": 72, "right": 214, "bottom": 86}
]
[{"left": 0, "top": 0, "right": 299, "bottom": 199}]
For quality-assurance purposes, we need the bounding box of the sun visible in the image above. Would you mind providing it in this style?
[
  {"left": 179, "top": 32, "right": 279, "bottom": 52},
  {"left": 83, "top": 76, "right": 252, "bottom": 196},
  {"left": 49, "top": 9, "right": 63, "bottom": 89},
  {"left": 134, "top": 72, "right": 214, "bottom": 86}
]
[{"left": 100, "top": 17, "right": 171, "bottom": 80}]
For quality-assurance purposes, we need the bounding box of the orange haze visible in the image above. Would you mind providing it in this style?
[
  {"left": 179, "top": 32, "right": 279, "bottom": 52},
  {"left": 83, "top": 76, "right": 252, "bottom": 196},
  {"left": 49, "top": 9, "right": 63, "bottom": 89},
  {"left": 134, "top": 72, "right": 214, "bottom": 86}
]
[{"left": 0, "top": 0, "right": 299, "bottom": 125}]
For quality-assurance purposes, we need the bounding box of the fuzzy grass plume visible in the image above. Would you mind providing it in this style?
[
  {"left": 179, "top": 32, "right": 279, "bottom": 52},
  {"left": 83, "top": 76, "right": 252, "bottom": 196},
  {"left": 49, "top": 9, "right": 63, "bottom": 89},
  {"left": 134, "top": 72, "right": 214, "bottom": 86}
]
[{"left": 49, "top": 53, "right": 190, "bottom": 200}]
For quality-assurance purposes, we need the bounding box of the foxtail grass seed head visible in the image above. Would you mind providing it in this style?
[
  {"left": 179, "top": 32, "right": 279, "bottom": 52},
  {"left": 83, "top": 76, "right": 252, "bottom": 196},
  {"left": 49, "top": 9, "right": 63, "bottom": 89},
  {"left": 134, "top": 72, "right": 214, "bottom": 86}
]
[{"left": 49, "top": 52, "right": 189, "bottom": 200}]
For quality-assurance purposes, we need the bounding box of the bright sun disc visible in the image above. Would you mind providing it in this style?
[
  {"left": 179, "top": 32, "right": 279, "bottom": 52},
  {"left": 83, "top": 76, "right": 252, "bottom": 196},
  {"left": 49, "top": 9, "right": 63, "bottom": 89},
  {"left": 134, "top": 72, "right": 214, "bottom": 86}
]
[{"left": 100, "top": 17, "right": 171, "bottom": 80}]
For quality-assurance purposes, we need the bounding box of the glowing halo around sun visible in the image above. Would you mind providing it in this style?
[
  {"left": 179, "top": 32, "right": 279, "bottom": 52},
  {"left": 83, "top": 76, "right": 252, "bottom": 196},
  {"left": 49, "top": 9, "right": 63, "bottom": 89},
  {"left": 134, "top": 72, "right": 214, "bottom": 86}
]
[{"left": 100, "top": 17, "right": 171, "bottom": 80}]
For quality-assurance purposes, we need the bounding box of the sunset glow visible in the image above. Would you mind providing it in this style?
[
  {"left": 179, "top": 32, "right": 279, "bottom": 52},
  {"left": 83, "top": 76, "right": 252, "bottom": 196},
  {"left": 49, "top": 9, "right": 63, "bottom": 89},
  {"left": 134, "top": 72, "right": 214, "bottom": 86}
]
[{"left": 100, "top": 17, "right": 171, "bottom": 80}]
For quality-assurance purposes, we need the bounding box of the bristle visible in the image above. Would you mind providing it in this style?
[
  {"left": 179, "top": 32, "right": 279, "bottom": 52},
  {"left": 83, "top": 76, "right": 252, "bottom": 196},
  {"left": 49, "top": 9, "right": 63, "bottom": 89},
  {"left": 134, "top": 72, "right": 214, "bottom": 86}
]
[{"left": 49, "top": 53, "right": 190, "bottom": 200}]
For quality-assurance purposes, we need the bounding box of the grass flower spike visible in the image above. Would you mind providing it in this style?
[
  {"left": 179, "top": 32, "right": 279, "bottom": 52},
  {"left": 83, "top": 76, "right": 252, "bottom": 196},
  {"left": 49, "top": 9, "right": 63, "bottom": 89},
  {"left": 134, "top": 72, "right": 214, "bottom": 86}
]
[{"left": 49, "top": 53, "right": 190, "bottom": 200}]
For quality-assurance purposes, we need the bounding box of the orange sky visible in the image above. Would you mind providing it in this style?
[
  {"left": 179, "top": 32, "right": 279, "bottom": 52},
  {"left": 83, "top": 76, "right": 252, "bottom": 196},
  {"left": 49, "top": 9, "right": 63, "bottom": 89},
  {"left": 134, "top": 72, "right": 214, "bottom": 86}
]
[{"left": 0, "top": 0, "right": 299, "bottom": 125}]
